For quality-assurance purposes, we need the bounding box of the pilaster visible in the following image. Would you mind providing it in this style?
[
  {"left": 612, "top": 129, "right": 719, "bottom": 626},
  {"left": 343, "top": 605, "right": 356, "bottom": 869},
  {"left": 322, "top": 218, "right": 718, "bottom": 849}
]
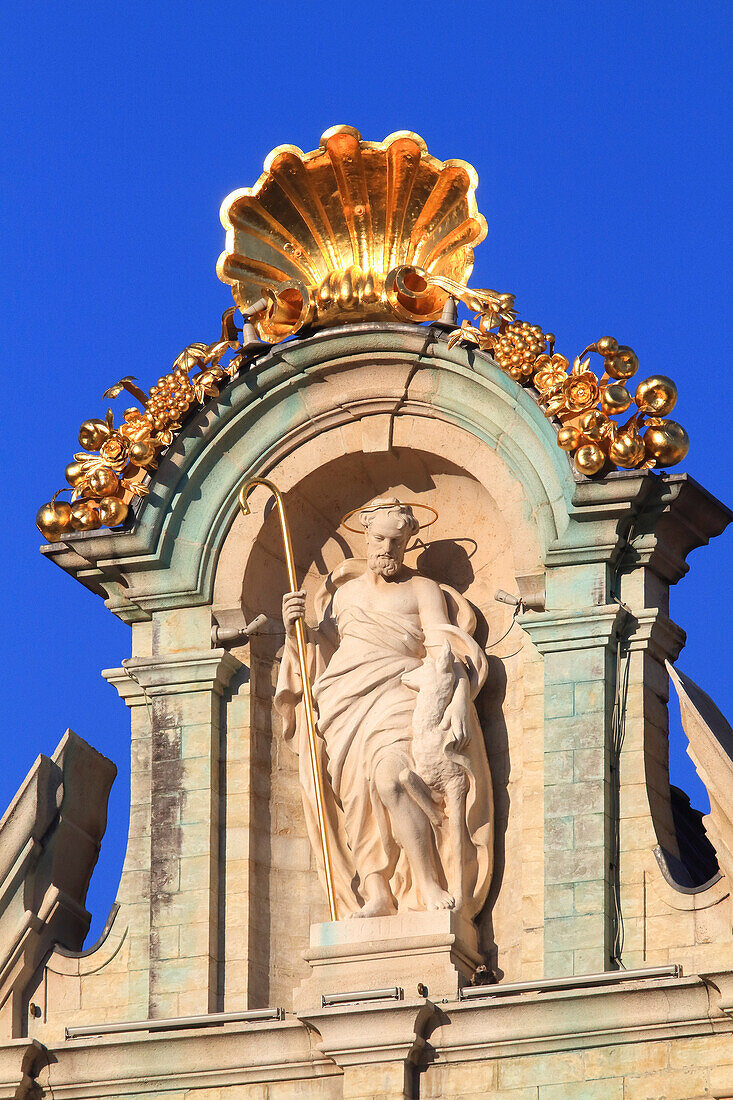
[
  {"left": 524, "top": 472, "right": 731, "bottom": 978},
  {"left": 523, "top": 605, "right": 621, "bottom": 977},
  {"left": 104, "top": 648, "right": 241, "bottom": 1017}
]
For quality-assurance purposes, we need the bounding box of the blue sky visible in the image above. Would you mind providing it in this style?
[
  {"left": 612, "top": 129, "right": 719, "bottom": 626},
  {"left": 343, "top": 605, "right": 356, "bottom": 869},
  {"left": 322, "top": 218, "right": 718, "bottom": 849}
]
[{"left": 1, "top": 1, "right": 731, "bottom": 942}]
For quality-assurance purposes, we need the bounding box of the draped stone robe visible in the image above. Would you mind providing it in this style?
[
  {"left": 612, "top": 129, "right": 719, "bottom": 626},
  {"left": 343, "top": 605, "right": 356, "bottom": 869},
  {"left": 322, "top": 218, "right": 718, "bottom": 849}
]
[{"left": 274, "top": 559, "right": 494, "bottom": 918}]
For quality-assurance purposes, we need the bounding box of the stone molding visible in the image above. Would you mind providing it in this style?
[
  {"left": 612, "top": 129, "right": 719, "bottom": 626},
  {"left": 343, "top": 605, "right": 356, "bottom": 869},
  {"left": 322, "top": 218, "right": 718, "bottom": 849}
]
[
  {"left": 103, "top": 650, "right": 242, "bottom": 703},
  {"left": 27, "top": 1019, "right": 336, "bottom": 1098},
  {"left": 626, "top": 608, "right": 686, "bottom": 663},
  {"left": 629, "top": 473, "right": 733, "bottom": 585},
  {"left": 40, "top": 323, "right": 573, "bottom": 620},
  {"left": 0, "top": 1038, "right": 48, "bottom": 1100},
  {"left": 5, "top": 972, "right": 733, "bottom": 1097},
  {"left": 520, "top": 604, "right": 622, "bottom": 654},
  {"left": 426, "top": 972, "right": 733, "bottom": 1062},
  {"left": 646, "top": 860, "right": 730, "bottom": 913},
  {"left": 548, "top": 472, "right": 732, "bottom": 581},
  {"left": 301, "top": 998, "right": 435, "bottom": 1069}
]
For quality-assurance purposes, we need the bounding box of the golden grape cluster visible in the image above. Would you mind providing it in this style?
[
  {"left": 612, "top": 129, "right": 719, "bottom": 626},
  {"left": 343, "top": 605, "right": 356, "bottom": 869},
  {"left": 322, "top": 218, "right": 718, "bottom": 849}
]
[
  {"left": 492, "top": 321, "right": 548, "bottom": 380},
  {"left": 147, "top": 368, "right": 196, "bottom": 430}
]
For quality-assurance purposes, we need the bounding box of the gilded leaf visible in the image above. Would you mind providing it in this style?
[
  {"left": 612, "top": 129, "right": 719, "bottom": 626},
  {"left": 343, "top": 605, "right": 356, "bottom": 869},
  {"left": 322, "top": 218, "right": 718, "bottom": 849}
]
[
  {"left": 220, "top": 306, "right": 240, "bottom": 345},
  {"left": 173, "top": 343, "right": 208, "bottom": 372},
  {"left": 103, "top": 377, "right": 148, "bottom": 404},
  {"left": 122, "top": 481, "right": 149, "bottom": 498}
]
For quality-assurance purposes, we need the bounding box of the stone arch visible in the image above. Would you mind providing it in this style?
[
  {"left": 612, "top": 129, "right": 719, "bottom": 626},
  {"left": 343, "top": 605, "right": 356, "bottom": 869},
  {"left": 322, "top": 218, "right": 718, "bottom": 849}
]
[{"left": 82, "top": 323, "right": 574, "bottom": 623}]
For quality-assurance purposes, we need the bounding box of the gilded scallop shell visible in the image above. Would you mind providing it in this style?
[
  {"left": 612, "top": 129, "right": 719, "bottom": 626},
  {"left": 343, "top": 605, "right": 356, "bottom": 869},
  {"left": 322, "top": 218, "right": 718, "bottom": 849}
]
[{"left": 217, "top": 125, "right": 488, "bottom": 341}]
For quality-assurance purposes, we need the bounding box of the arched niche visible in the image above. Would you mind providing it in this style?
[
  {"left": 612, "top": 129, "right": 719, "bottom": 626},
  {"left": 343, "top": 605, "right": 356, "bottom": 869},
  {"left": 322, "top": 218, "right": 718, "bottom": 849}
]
[{"left": 212, "top": 405, "right": 553, "bottom": 1003}]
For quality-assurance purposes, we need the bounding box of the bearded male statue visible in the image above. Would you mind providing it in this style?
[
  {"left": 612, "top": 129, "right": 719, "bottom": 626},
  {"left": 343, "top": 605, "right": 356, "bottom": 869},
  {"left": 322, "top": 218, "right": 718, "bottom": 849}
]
[{"left": 274, "top": 498, "right": 494, "bottom": 920}]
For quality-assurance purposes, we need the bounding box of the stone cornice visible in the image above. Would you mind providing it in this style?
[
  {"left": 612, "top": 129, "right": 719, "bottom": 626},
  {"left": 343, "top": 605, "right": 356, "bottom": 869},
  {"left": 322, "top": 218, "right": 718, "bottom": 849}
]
[
  {"left": 39, "top": 323, "right": 573, "bottom": 621},
  {"left": 426, "top": 972, "right": 733, "bottom": 1063},
  {"left": 545, "top": 471, "right": 731, "bottom": 581},
  {"left": 39, "top": 325, "right": 731, "bottom": 622},
  {"left": 10, "top": 972, "right": 733, "bottom": 1097},
  {"left": 102, "top": 650, "right": 242, "bottom": 704},
  {"left": 627, "top": 472, "right": 733, "bottom": 583},
  {"left": 520, "top": 604, "right": 622, "bottom": 654},
  {"left": 28, "top": 1019, "right": 336, "bottom": 1099}
]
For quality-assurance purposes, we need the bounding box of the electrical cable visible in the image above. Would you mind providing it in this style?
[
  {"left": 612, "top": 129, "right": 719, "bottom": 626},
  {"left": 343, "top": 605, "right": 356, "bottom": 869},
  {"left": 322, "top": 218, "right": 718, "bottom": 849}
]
[
  {"left": 608, "top": 510, "right": 645, "bottom": 969},
  {"left": 484, "top": 602, "right": 523, "bottom": 652}
]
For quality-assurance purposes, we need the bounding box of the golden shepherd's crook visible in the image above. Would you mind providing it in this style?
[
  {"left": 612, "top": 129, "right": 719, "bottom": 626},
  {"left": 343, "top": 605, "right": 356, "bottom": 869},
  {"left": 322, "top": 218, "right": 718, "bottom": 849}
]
[{"left": 238, "top": 477, "right": 338, "bottom": 922}]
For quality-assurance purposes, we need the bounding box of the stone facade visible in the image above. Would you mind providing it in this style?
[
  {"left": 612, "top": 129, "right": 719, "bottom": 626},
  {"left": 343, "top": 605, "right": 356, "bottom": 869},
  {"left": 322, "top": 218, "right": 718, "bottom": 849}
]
[{"left": 2, "top": 324, "right": 733, "bottom": 1098}]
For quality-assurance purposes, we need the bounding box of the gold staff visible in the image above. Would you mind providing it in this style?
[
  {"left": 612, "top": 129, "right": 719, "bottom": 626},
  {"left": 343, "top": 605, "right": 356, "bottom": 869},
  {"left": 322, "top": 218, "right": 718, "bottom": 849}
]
[{"left": 238, "top": 477, "right": 339, "bottom": 922}]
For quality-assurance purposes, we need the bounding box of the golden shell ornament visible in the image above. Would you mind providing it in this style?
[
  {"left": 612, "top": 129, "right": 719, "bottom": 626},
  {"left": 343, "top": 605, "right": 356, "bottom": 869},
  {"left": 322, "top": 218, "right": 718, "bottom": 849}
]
[
  {"left": 37, "top": 127, "right": 694, "bottom": 540},
  {"left": 217, "top": 126, "right": 487, "bottom": 340}
]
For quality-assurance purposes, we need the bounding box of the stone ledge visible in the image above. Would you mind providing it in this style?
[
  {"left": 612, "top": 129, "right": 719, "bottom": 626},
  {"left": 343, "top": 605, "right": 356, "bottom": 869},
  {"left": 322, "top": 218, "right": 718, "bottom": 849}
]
[
  {"left": 428, "top": 972, "right": 733, "bottom": 1063},
  {"left": 8, "top": 972, "right": 733, "bottom": 1097},
  {"left": 31, "top": 1019, "right": 337, "bottom": 1099},
  {"left": 520, "top": 605, "right": 621, "bottom": 654},
  {"left": 103, "top": 650, "right": 242, "bottom": 702}
]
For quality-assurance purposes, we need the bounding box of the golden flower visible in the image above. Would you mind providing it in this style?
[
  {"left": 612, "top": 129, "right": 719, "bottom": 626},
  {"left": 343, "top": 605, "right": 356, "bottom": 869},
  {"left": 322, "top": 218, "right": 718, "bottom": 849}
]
[
  {"left": 563, "top": 371, "right": 599, "bottom": 413},
  {"left": 119, "top": 408, "right": 154, "bottom": 443},
  {"left": 533, "top": 354, "right": 569, "bottom": 394},
  {"left": 99, "top": 434, "right": 129, "bottom": 468}
]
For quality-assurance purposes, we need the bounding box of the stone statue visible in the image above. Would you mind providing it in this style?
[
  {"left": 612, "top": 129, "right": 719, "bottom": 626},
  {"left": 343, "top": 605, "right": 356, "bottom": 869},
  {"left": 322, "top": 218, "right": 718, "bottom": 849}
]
[{"left": 275, "top": 498, "right": 494, "bottom": 920}]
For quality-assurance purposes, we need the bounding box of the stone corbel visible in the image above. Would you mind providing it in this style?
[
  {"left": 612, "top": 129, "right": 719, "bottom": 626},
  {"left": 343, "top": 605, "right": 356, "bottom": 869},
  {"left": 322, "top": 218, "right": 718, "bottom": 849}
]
[
  {"left": 0, "top": 1038, "right": 49, "bottom": 1100},
  {"left": 299, "top": 999, "right": 436, "bottom": 1100},
  {"left": 104, "top": 649, "right": 242, "bottom": 703},
  {"left": 625, "top": 473, "right": 733, "bottom": 585},
  {"left": 542, "top": 472, "right": 732, "bottom": 585}
]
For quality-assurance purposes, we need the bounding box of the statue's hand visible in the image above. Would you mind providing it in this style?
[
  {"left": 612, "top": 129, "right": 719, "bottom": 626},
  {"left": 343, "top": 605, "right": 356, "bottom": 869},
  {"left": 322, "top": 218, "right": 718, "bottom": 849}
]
[
  {"left": 282, "top": 590, "right": 306, "bottom": 637},
  {"left": 440, "top": 695, "right": 471, "bottom": 751}
]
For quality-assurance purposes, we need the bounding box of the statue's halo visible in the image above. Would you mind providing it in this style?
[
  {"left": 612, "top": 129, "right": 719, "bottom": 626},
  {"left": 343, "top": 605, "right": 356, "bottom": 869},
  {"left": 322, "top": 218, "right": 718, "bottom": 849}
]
[{"left": 340, "top": 502, "right": 438, "bottom": 534}]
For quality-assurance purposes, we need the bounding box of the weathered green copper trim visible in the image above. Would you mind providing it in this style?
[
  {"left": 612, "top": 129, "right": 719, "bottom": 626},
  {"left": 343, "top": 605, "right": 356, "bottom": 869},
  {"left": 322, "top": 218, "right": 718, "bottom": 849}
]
[{"left": 40, "top": 324, "right": 576, "bottom": 620}]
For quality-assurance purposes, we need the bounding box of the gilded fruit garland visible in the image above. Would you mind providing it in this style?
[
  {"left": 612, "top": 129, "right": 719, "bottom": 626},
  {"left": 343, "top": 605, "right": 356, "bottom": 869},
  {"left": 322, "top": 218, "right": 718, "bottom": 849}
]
[
  {"left": 36, "top": 309, "right": 248, "bottom": 541},
  {"left": 36, "top": 126, "right": 689, "bottom": 542},
  {"left": 444, "top": 304, "right": 688, "bottom": 477},
  {"left": 36, "top": 294, "right": 688, "bottom": 543}
]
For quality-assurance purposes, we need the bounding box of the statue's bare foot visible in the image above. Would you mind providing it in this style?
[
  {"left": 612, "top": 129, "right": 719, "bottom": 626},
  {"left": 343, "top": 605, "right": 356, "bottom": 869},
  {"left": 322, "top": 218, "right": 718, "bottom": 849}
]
[
  {"left": 352, "top": 896, "right": 397, "bottom": 918},
  {"left": 351, "top": 873, "right": 396, "bottom": 918},
  {"left": 424, "top": 886, "right": 455, "bottom": 910}
]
